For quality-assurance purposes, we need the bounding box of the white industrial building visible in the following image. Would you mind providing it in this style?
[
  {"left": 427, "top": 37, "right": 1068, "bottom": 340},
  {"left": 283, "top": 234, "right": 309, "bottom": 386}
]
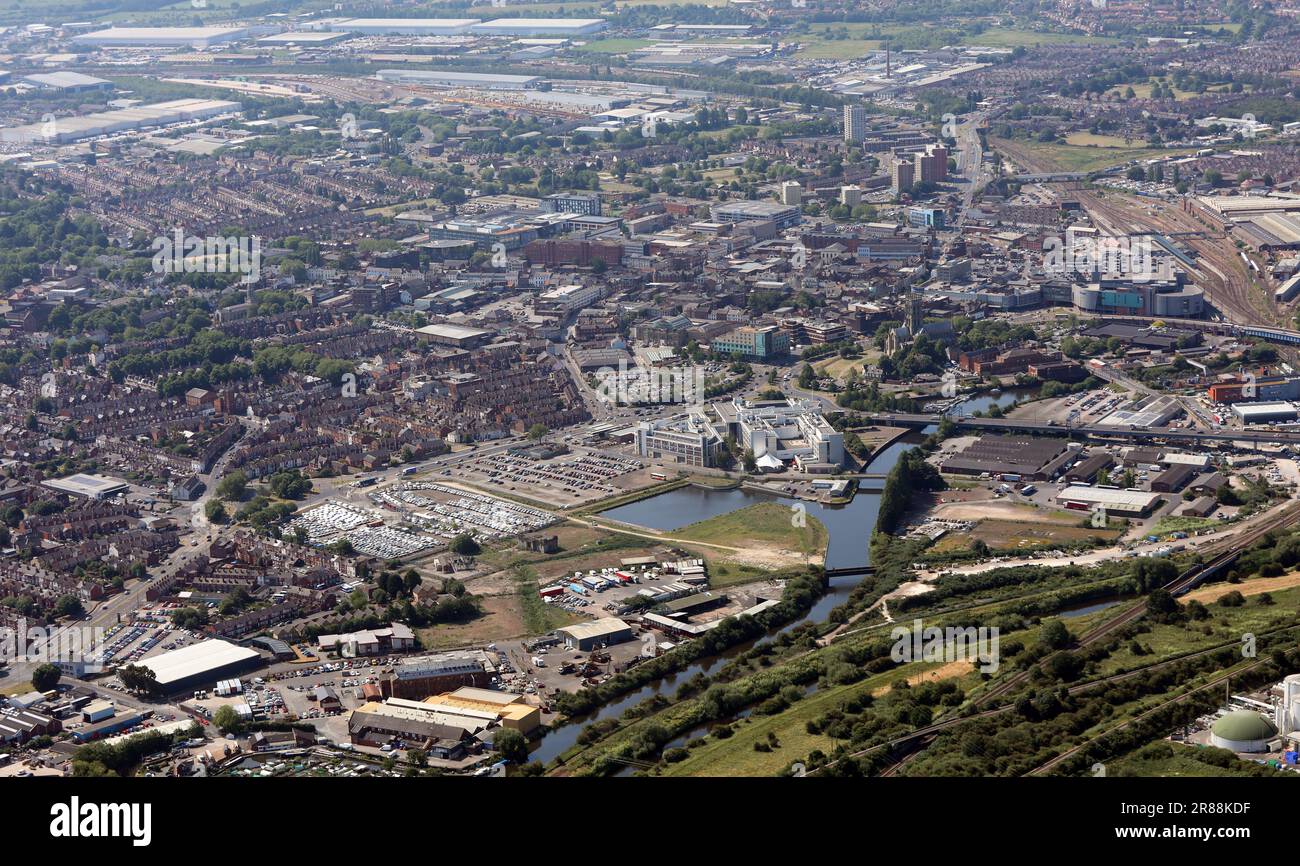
[
  {"left": 373, "top": 69, "right": 541, "bottom": 90},
  {"left": 470, "top": 18, "right": 607, "bottom": 36},
  {"left": 1231, "top": 401, "right": 1299, "bottom": 424},
  {"left": 0, "top": 98, "right": 240, "bottom": 145},
  {"left": 71, "top": 26, "right": 248, "bottom": 47},
  {"left": 139, "top": 639, "right": 262, "bottom": 694},
  {"left": 327, "top": 18, "right": 479, "bottom": 36},
  {"left": 1055, "top": 484, "right": 1163, "bottom": 517}
]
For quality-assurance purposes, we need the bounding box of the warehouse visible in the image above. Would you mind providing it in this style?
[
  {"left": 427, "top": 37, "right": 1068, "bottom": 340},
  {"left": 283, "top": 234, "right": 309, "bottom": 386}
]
[
  {"left": 374, "top": 69, "right": 541, "bottom": 90},
  {"left": 414, "top": 322, "right": 493, "bottom": 348},
  {"left": 430, "top": 687, "right": 541, "bottom": 734},
  {"left": 1232, "top": 401, "right": 1299, "bottom": 425},
  {"left": 1150, "top": 463, "right": 1196, "bottom": 493},
  {"left": 0, "top": 98, "right": 241, "bottom": 145},
  {"left": 138, "top": 639, "right": 263, "bottom": 695},
  {"left": 383, "top": 650, "right": 498, "bottom": 699},
  {"left": 72, "top": 26, "right": 248, "bottom": 47},
  {"left": 939, "top": 435, "right": 1074, "bottom": 481},
  {"left": 22, "top": 71, "right": 112, "bottom": 92},
  {"left": 257, "top": 31, "right": 354, "bottom": 46},
  {"left": 557, "top": 617, "right": 633, "bottom": 650},
  {"left": 347, "top": 701, "right": 476, "bottom": 758},
  {"left": 328, "top": 18, "right": 479, "bottom": 36},
  {"left": 1063, "top": 452, "right": 1114, "bottom": 484},
  {"left": 470, "top": 18, "right": 608, "bottom": 36},
  {"left": 1055, "top": 485, "right": 1163, "bottom": 517},
  {"left": 41, "top": 472, "right": 129, "bottom": 500}
]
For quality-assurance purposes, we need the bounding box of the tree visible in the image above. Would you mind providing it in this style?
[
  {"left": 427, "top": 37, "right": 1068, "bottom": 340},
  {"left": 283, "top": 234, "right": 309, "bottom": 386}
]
[
  {"left": 31, "top": 662, "right": 61, "bottom": 692},
  {"left": 1039, "top": 618, "right": 1071, "bottom": 650},
  {"left": 450, "top": 533, "right": 481, "bottom": 556},
  {"left": 527, "top": 423, "right": 548, "bottom": 440},
  {"left": 204, "top": 500, "right": 227, "bottom": 524},
  {"left": 216, "top": 470, "right": 248, "bottom": 501},
  {"left": 212, "top": 704, "right": 242, "bottom": 733},
  {"left": 54, "top": 594, "right": 84, "bottom": 619},
  {"left": 117, "top": 664, "right": 162, "bottom": 698},
  {"left": 495, "top": 727, "right": 528, "bottom": 764}
]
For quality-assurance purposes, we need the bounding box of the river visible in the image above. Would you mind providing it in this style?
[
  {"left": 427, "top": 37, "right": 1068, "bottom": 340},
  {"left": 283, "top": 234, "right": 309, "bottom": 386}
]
[{"left": 528, "top": 431, "right": 929, "bottom": 766}]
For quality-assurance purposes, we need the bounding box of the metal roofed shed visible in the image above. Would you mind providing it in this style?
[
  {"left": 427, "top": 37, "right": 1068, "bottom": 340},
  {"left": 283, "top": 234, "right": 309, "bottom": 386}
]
[
  {"left": 1055, "top": 485, "right": 1163, "bottom": 517},
  {"left": 373, "top": 69, "right": 541, "bottom": 89},
  {"left": 22, "top": 71, "right": 112, "bottom": 91},
  {"left": 470, "top": 18, "right": 608, "bottom": 36},
  {"left": 41, "top": 472, "right": 130, "bottom": 500},
  {"left": 1231, "top": 401, "right": 1299, "bottom": 424},
  {"left": 71, "top": 26, "right": 248, "bottom": 47},
  {"left": 557, "top": 617, "right": 633, "bottom": 650},
  {"left": 139, "top": 639, "right": 262, "bottom": 694},
  {"left": 329, "top": 18, "right": 480, "bottom": 35},
  {"left": 414, "top": 322, "right": 493, "bottom": 347}
]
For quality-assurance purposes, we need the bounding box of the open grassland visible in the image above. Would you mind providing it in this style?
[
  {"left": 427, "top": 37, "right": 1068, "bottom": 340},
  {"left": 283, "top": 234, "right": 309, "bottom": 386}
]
[
  {"left": 992, "top": 136, "right": 1192, "bottom": 174},
  {"left": 929, "top": 517, "right": 1122, "bottom": 554},
  {"left": 669, "top": 502, "right": 827, "bottom": 560}
]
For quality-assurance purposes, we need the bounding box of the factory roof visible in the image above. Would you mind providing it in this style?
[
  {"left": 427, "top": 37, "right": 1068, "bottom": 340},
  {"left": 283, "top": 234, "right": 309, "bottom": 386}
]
[
  {"left": 139, "top": 640, "right": 261, "bottom": 687},
  {"left": 41, "top": 472, "right": 129, "bottom": 498},
  {"left": 72, "top": 26, "right": 246, "bottom": 42},
  {"left": 22, "top": 71, "right": 111, "bottom": 88},
  {"left": 1055, "top": 485, "right": 1162, "bottom": 509},
  {"left": 557, "top": 617, "right": 632, "bottom": 641}
]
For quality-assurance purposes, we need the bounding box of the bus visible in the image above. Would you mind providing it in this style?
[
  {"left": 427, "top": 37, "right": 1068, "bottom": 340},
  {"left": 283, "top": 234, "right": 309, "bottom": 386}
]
[
  {"left": 351, "top": 476, "right": 378, "bottom": 488},
  {"left": 650, "top": 471, "right": 668, "bottom": 481}
]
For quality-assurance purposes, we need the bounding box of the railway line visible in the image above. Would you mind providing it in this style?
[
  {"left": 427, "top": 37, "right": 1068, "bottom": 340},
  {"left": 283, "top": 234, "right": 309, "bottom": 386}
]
[
  {"left": 810, "top": 504, "right": 1297, "bottom": 777},
  {"left": 990, "top": 136, "right": 1280, "bottom": 329}
]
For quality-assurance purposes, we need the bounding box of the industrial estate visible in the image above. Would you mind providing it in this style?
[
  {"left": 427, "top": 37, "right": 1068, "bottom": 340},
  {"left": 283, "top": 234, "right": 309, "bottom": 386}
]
[{"left": 3, "top": 0, "right": 1300, "bottom": 797}]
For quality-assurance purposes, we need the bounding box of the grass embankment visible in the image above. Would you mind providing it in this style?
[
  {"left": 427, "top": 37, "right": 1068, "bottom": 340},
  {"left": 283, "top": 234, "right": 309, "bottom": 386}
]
[{"left": 512, "top": 564, "right": 586, "bottom": 635}]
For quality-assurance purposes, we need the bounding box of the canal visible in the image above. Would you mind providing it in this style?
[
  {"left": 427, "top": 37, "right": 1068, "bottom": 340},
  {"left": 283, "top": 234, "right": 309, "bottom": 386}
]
[{"left": 528, "top": 430, "right": 930, "bottom": 765}]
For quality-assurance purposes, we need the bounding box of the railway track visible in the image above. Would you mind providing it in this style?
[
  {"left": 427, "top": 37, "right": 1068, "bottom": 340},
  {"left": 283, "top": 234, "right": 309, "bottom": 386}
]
[
  {"left": 816, "top": 620, "right": 1300, "bottom": 777},
  {"left": 814, "top": 507, "right": 1296, "bottom": 777}
]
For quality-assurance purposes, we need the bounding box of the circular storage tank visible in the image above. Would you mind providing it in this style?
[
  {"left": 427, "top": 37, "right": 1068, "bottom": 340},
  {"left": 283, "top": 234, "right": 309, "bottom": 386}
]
[{"left": 1209, "top": 710, "right": 1277, "bottom": 753}]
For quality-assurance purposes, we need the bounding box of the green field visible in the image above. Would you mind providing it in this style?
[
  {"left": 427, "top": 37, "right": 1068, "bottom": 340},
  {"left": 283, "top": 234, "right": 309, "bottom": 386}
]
[
  {"left": 669, "top": 501, "right": 827, "bottom": 559},
  {"left": 794, "top": 24, "right": 1119, "bottom": 58},
  {"left": 994, "top": 136, "right": 1192, "bottom": 174},
  {"left": 1148, "top": 516, "right": 1221, "bottom": 536}
]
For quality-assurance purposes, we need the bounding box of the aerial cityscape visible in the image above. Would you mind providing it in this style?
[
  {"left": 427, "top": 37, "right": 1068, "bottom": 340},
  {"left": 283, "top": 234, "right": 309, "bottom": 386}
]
[{"left": 3, "top": 0, "right": 1300, "bottom": 809}]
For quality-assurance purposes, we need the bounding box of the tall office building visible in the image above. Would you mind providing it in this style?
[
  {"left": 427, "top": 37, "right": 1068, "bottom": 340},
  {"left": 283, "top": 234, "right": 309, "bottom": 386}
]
[
  {"left": 780, "top": 181, "right": 802, "bottom": 206},
  {"left": 843, "top": 104, "right": 867, "bottom": 143}
]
